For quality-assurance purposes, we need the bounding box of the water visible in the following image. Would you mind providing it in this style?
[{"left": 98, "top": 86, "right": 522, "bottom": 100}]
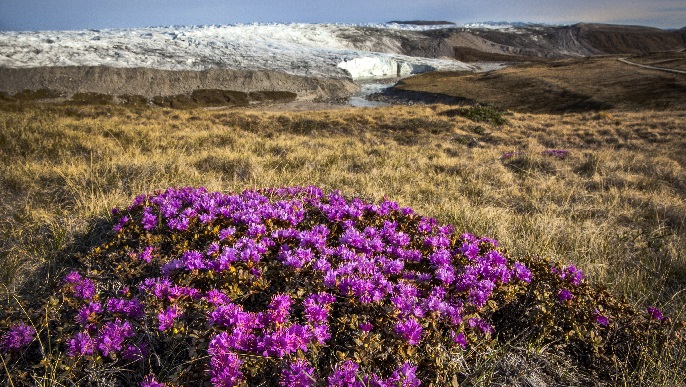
[{"left": 348, "top": 81, "right": 393, "bottom": 107}]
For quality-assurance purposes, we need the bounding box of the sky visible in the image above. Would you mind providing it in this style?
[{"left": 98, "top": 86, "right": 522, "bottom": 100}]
[{"left": 0, "top": 0, "right": 684, "bottom": 31}]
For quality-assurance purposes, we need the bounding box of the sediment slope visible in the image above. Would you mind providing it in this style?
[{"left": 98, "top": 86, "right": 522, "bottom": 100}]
[{"left": 0, "top": 66, "right": 359, "bottom": 102}]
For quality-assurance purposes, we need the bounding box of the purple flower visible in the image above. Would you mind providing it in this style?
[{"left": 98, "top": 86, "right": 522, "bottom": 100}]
[
  {"left": 451, "top": 331, "right": 467, "bottom": 348},
  {"left": 205, "top": 289, "right": 232, "bottom": 306},
  {"left": 304, "top": 303, "right": 328, "bottom": 324},
  {"left": 141, "top": 207, "right": 157, "bottom": 230},
  {"left": 460, "top": 242, "right": 480, "bottom": 261},
  {"left": 1, "top": 322, "right": 35, "bottom": 352},
  {"left": 75, "top": 302, "right": 103, "bottom": 325},
  {"left": 182, "top": 251, "right": 207, "bottom": 271},
  {"left": 208, "top": 333, "right": 244, "bottom": 386},
  {"left": 312, "top": 324, "right": 331, "bottom": 344},
  {"left": 395, "top": 318, "right": 423, "bottom": 345},
  {"left": 513, "top": 262, "right": 532, "bottom": 283},
  {"left": 468, "top": 318, "right": 494, "bottom": 335},
  {"left": 138, "top": 246, "right": 154, "bottom": 263},
  {"left": 113, "top": 215, "right": 130, "bottom": 231},
  {"left": 107, "top": 298, "right": 144, "bottom": 320},
  {"left": 500, "top": 151, "right": 522, "bottom": 160},
  {"left": 63, "top": 271, "right": 96, "bottom": 300},
  {"left": 141, "top": 374, "right": 166, "bottom": 387},
  {"left": 280, "top": 358, "right": 316, "bottom": 387},
  {"left": 389, "top": 362, "right": 421, "bottom": 387},
  {"left": 558, "top": 289, "right": 574, "bottom": 302},
  {"left": 541, "top": 149, "right": 568, "bottom": 159},
  {"left": 594, "top": 310, "right": 609, "bottom": 326},
  {"left": 67, "top": 332, "right": 95, "bottom": 357},
  {"left": 158, "top": 306, "right": 180, "bottom": 331},
  {"left": 436, "top": 265, "right": 455, "bottom": 285},
  {"left": 160, "top": 259, "right": 184, "bottom": 276},
  {"left": 328, "top": 360, "right": 360, "bottom": 386},
  {"left": 647, "top": 306, "right": 665, "bottom": 321},
  {"left": 97, "top": 319, "right": 135, "bottom": 357},
  {"left": 219, "top": 226, "right": 236, "bottom": 240},
  {"left": 554, "top": 265, "right": 584, "bottom": 286},
  {"left": 359, "top": 322, "right": 373, "bottom": 332}
]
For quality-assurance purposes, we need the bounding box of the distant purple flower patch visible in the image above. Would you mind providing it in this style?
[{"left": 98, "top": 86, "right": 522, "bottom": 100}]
[
  {"left": 541, "top": 149, "right": 568, "bottom": 159},
  {"left": 500, "top": 151, "right": 523, "bottom": 160}
]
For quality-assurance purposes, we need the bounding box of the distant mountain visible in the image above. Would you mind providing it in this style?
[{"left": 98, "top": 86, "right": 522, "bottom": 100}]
[
  {"left": 462, "top": 21, "right": 549, "bottom": 29},
  {"left": 388, "top": 20, "right": 455, "bottom": 26}
]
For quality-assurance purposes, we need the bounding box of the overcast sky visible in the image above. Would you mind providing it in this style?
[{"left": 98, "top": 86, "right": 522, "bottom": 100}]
[{"left": 1, "top": 0, "right": 684, "bottom": 31}]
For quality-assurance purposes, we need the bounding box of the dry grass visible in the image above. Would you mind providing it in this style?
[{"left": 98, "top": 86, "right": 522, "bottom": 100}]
[{"left": 1, "top": 103, "right": 685, "bottom": 383}]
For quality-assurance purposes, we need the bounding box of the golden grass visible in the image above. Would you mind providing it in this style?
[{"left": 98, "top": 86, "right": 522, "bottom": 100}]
[{"left": 1, "top": 103, "right": 685, "bottom": 323}]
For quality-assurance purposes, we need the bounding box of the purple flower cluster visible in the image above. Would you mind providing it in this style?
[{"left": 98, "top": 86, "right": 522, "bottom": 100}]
[
  {"left": 500, "top": 151, "right": 523, "bottom": 160},
  {"left": 553, "top": 265, "right": 584, "bottom": 286},
  {"left": 395, "top": 318, "right": 423, "bottom": 345},
  {"left": 107, "top": 298, "right": 144, "bottom": 320},
  {"left": 103, "top": 186, "right": 536, "bottom": 385},
  {"left": 158, "top": 306, "right": 181, "bottom": 331},
  {"left": 1, "top": 322, "right": 35, "bottom": 352},
  {"left": 327, "top": 360, "right": 420, "bottom": 387},
  {"left": 208, "top": 332, "right": 244, "bottom": 386},
  {"left": 67, "top": 319, "right": 136, "bottom": 358},
  {"left": 280, "top": 359, "right": 316, "bottom": 387},
  {"left": 75, "top": 302, "right": 103, "bottom": 325},
  {"left": 206, "top": 292, "right": 334, "bottom": 362},
  {"left": 63, "top": 271, "right": 96, "bottom": 300}
]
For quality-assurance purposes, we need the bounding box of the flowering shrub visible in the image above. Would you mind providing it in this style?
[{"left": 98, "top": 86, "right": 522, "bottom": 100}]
[{"left": 0, "top": 186, "right": 681, "bottom": 386}]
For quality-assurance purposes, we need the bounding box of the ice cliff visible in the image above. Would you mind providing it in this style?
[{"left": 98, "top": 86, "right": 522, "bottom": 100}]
[{"left": 0, "top": 23, "right": 482, "bottom": 81}]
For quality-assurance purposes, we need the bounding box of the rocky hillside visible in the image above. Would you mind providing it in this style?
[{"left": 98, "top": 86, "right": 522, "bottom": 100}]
[{"left": 362, "top": 23, "right": 686, "bottom": 62}]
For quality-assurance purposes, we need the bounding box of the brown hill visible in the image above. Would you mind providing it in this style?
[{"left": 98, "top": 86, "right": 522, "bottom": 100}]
[
  {"left": 401, "top": 23, "right": 686, "bottom": 62},
  {"left": 388, "top": 53, "right": 686, "bottom": 113}
]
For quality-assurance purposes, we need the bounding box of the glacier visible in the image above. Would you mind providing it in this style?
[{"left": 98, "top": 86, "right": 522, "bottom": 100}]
[{"left": 0, "top": 23, "right": 494, "bottom": 81}]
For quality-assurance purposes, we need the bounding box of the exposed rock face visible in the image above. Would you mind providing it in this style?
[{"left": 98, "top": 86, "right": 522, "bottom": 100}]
[{"left": 0, "top": 66, "right": 359, "bottom": 102}]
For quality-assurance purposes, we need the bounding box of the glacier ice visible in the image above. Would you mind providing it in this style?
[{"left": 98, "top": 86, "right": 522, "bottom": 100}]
[{"left": 0, "top": 23, "right": 489, "bottom": 81}]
